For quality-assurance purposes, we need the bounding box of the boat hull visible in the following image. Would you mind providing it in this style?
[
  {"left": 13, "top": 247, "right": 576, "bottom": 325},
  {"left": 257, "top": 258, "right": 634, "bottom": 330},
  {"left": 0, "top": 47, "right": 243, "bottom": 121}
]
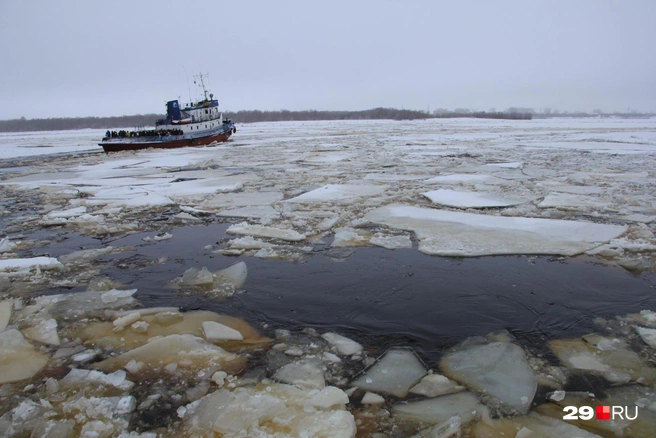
[{"left": 99, "top": 130, "right": 232, "bottom": 153}]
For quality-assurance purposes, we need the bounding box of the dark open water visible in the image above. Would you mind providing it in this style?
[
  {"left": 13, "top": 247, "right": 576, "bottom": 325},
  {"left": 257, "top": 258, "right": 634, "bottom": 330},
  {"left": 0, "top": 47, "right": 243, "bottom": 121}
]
[{"left": 31, "top": 223, "right": 656, "bottom": 362}]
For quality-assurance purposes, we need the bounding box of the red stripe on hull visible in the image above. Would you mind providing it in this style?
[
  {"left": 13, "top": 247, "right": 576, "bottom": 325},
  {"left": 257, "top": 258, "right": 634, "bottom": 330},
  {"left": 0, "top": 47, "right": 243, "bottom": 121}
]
[{"left": 99, "top": 131, "right": 232, "bottom": 153}]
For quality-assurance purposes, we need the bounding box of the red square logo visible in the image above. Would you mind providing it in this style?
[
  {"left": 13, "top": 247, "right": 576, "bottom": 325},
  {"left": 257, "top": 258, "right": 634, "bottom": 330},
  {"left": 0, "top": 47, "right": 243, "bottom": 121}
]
[{"left": 596, "top": 405, "right": 610, "bottom": 421}]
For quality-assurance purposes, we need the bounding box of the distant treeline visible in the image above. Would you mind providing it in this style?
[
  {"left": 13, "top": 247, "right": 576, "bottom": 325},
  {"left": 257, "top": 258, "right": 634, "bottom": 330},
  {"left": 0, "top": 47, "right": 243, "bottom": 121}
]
[{"left": 1, "top": 107, "right": 652, "bottom": 132}]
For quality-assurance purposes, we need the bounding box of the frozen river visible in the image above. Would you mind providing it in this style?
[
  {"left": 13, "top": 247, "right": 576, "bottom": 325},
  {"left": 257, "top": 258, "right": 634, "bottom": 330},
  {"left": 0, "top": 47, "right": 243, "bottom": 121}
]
[{"left": 1, "top": 118, "right": 656, "bottom": 436}]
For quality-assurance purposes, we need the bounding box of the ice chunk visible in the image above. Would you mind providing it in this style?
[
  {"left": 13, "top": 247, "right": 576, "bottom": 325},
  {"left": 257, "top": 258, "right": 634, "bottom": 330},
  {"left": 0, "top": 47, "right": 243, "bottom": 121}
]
[
  {"left": 440, "top": 341, "right": 537, "bottom": 414},
  {"left": 331, "top": 228, "right": 371, "bottom": 247},
  {"left": 30, "top": 419, "right": 76, "bottom": 438},
  {"left": 287, "top": 184, "right": 385, "bottom": 203},
  {"left": 364, "top": 205, "right": 627, "bottom": 257},
  {"left": 0, "top": 237, "right": 17, "bottom": 253},
  {"left": 214, "top": 261, "right": 248, "bottom": 289},
  {"left": 37, "top": 288, "right": 137, "bottom": 319},
  {"left": 635, "top": 326, "right": 656, "bottom": 348},
  {"left": 179, "top": 267, "right": 215, "bottom": 285},
  {"left": 424, "top": 173, "right": 496, "bottom": 184},
  {"left": 22, "top": 317, "right": 60, "bottom": 345},
  {"left": 0, "top": 256, "right": 63, "bottom": 271},
  {"left": 200, "top": 191, "right": 283, "bottom": 209},
  {"left": 361, "top": 392, "right": 385, "bottom": 405},
  {"left": 0, "top": 299, "right": 12, "bottom": 330},
  {"left": 61, "top": 368, "right": 134, "bottom": 391},
  {"left": 351, "top": 348, "right": 427, "bottom": 398},
  {"left": 310, "top": 386, "right": 350, "bottom": 408},
  {"left": 393, "top": 391, "right": 481, "bottom": 425},
  {"left": 213, "top": 390, "right": 287, "bottom": 434},
  {"left": 370, "top": 234, "right": 413, "bottom": 249},
  {"left": 322, "top": 332, "right": 363, "bottom": 355},
  {"left": 549, "top": 337, "right": 656, "bottom": 384},
  {"left": 423, "top": 189, "right": 524, "bottom": 209},
  {"left": 45, "top": 206, "right": 87, "bottom": 218},
  {"left": 202, "top": 321, "right": 244, "bottom": 341},
  {"left": 92, "top": 334, "right": 245, "bottom": 377},
  {"left": 113, "top": 311, "right": 141, "bottom": 328},
  {"left": 409, "top": 373, "right": 464, "bottom": 398},
  {"left": 227, "top": 222, "right": 306, "bottom": 241},
  {"left": 58, "top": 246, "right": 115, "bottom": 264},
  {"left": 538, "top": 192, "right": 609, "bottom": 211},
  {"left": 410, "top": 416, "right": 461, "bottom": 438},
  {"left": 273, "top": 358, "right": 325, "bottom": 389},
  {"left": 0, "top": 329, "right": 49, "bottom": 384}
]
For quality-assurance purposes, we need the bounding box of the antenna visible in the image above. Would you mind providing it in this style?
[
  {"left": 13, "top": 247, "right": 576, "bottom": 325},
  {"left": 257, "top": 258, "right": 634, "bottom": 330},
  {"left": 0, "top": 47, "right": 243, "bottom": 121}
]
[{"left": 182, "top": 66, "right": 192, "bottom": 106}]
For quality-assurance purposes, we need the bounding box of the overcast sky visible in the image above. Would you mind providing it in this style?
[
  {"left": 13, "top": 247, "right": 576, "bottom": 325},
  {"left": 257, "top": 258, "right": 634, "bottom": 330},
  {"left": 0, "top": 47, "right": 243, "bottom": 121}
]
[{"left": 1, "top": 0, "right": 654, "bottom": 119}]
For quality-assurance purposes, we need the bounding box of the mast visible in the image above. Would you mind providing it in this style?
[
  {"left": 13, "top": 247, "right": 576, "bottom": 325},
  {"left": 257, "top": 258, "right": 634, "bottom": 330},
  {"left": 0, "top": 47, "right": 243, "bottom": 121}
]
[{"left": 194, "top": 73, "right": 209, "bottom": 101}]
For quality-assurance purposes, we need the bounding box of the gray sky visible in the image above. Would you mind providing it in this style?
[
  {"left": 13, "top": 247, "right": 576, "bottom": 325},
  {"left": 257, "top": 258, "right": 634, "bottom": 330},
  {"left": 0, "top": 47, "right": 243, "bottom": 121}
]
[{"left": 1, "top": 0, "right": 654, "bottom": 119}]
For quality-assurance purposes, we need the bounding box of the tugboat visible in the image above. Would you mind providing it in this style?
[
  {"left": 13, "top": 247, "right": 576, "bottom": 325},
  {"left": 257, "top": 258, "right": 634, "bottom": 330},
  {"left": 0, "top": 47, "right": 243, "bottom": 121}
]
[{"left": 99, "top": 74, "right": 236, "bottom": 152}]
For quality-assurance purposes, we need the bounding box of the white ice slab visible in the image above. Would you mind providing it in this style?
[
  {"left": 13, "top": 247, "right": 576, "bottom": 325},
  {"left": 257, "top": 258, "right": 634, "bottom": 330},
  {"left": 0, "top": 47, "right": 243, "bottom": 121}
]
[
  {"left": 423, "top": 189, "right": 524, "bottom": 208},
  {"left": 287, "top": 184, "right": 385, "bottom": 203},
  {"left": 538, "top": 192, "right": 610, "bottom": 210},
  {"left": 351, "top": 348, "right": 427, "bottom": 398},
  {"left": 364, "top": 205, "right": 627, "bottom": 256},
  {"left": 227, "top": 222, "right": 306, "bottom": 242},
  {"left": 424, "top": 174, "right": 496, "bottom": 184},
  {"left": 0, "top": 257, "right": 63, "bottom": 271},
  {"left": 440, "top": 342, "right": 537, "bottom": 414}
]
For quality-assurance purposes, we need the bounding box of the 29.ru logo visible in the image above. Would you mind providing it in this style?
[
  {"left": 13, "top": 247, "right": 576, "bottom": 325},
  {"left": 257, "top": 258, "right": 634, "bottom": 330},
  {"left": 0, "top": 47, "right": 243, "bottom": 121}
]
[{"left": 563, "top": 406, "right": 638, "bottom": 421}]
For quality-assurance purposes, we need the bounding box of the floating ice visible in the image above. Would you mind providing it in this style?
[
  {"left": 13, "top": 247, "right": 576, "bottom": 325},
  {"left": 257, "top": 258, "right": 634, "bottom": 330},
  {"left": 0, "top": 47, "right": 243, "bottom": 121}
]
[
  {"left": 635, "top": 326, "right": 656, "bottom": 349},
  {"left": 227, "top": 222, "right": 306, "bottom": 241},
  {"left": 44, "top": 206, "right": 87, "bottom": 218},
  {"left": 287, "top": 184, "right": 386, "bottom": 203},
  {"left": 214, "top": 261, "right": 248, "bottom": 289},
  {"left": 321, "top": 332, "right": 363, "bottom": 355},
  {"left": 273, "top": 358, "right": 325, "bottom": 389},
  {"left": 549, "top": 336, "right": 656, "bottom": 384},
  {"left": 61, "top": 368, "right": 134, "bottom": 391},
  {"left": 200, "top": 191, "right": 283, "bottom": 209},
  {"left": 58, "top": 246, "right": 116, "bottom": 264},
  {"left": 424, "top": 174, "right": 495, "bottom": 184},
  {"left": 331, "top": 228, "right": 370, "bottom": 247},
  {"left": 310, "top": 386, "right": 350, "bottom": 408},
  {"left": 392, "top": 391, "right": 481, "bottom": 425},
  {"left": 0, "top": 237, "right": 17, "bottom": 253},
  {"left": 113, "top": 311, "right": 141, "bottom": 328},
  {"left": 36, "top": 288, "right": 137, "bottom": 319},
  {"left": 538, "top": 192, "right": 609, "bottom": 210},
  {"left": 178, "top": 267, "right": 214, "bottom": 286},
  {"left": 202, "top": 321, "right": 244, "bottom": 341},
  {"left": 22, "top": 317, "right": 60, "bottom": 345},
  {"left": 0, "top": 256, "right": 63, "bottom": 271},
  {"left": 0, "top": 329, "right": 49, "bottom": 384},
  {"left": 370, "top": 233, "right": 413, "bottom": 249},
  {"left": 440, "top": 341, "right": 537, "bottom": 414},
  {"left": 361, "top": 392, "right": 385, "bottom": 405},
  {"left": 364, "top": 205, "right": 627, "bottom": 256},
  {"left": 93, "top": 334, "right": 245, "bottom": 377},
  {"left": 409, "top": 373, "right": 464, "bottom": 398},
  {"left": 351, "top": 348, "right": 426, "bottom": 398},
  {"left": 0, "top": 299, "right": 12, "bottom": 330},
  {"left": 423, "top": 189, "right": 524, "bottom": 208}
]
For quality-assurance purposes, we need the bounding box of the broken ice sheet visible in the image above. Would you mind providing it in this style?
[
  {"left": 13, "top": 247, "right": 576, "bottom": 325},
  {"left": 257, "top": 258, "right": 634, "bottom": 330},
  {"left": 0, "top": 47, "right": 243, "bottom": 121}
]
[
  {"left": 0, "top": 256, "right": 63, "bottom": 271},
  {"left": 92, "top": 334, "right": 246, "bottom": 378},
  {"left": 273, "top": 357, "right": 325, "bottom": 389},
  {"left": 331, "top": 227, "right": 372, "bottom": 247},
  {"left": 0, "top": 329, "right": 49, "bottom": 384},
  {"left": 33, "top": 288, "right": 137, "bottom": 320},
  {"left": 364, "top": 204, "right": 627, "bottom": 257},
  {"left": 440, "top": 341, "right": 537, "bottom": 414},
  {"left": 227, "top": 222, "right": 306, "bottom": 242},
  {"left": 74, "top": 310, "right": 270, "bottom": 351},
  {"left": 351, "top": 348, "right": 427, "bottom": 398},
  {"left": 171, "top": 261, "right": 248, "bottom": 298},
  {"left": 423, "top": 188, "right": 529, "bottom": 209},
  {"left": 393, "top": 391, "right": 482, "bottom": 425},
  {"left": 181, "top": 385, "right": 356, "bottom": 437},
  {"left": 549, "top": 335, "right": 656, "bottom": 384},
  {"left": 287, "top": 183, "right": 386, "bottom": 203}
]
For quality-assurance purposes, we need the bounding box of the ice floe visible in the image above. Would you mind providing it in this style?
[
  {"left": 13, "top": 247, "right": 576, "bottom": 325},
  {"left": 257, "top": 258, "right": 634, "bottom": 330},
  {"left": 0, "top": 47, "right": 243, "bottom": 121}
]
[
  {"left": 364, "top": 205, "right": 627, "bottom": 256},
  {"left": 423, "top": 188, "right": 526, "bottom": 208},
  {"left": 440, "top": 341, "right": 537, "bottom": 414},
  {"left": 351, "top": 348, "right": 427, "bottom": 398}
]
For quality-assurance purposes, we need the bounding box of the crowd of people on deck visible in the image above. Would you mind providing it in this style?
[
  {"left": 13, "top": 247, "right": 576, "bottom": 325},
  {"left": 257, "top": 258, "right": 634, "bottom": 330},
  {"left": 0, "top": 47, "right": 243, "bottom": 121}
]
[{"left": 103, "top": 129, "right": 184, "bottom": 140}]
